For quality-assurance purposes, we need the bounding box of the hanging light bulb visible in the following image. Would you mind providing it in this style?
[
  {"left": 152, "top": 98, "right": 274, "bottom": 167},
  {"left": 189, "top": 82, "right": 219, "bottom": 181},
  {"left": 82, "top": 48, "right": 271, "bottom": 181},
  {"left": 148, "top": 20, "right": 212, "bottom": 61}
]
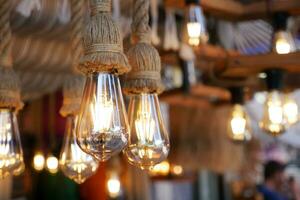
[
  {"left": 283, "top": 94, "right": 299, "bottom": 126},
  {"left": 227, "top": 87, "right": 252, "bottom": 143},
  {"left": 272, "top": 12, "right": 296, "bottom": 54},
  {"left": 124, "top": 93, "right": 170, "bottom": 170},
  {"left": 46, "top": 155, "right": 59, "bottom": 174},
  {"left": 60, "top": 115, "right": 98, "bottom": 184},
  {"left": 185, "top": 0, "right": 208, "bottom": 46},
  {"left": 260, "top": 90, "right": 287, "bottom": 136},
  {"left": 228, "top": 104, "right": 252, "bottom": 142},
  {"left": 33, "top": 152, "right": 45, "bottom": 171},
  {"left": 76, "top": 73, "right": 129, "bottom": 162},
  {"left": 107, "top": 172, "right": 121, "bottom": 198},
  {"left": 0, "top": 109, "right": 24, "bottom": 179}
]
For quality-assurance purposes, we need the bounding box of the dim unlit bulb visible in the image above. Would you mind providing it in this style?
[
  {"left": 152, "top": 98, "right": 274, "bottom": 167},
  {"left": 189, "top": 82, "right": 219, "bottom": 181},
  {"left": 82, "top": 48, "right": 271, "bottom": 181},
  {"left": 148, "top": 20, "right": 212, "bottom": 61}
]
[
  {"left": 260, "top": 90, "right": 287, "bottom": 136},
  {"left": 186, "top": 5, "right": 208, "bottom": 46},
  {"left": 76, "top": 73, "right": 129, "bottom": 162},
  {"left": 0, "top": 109, "right": 24, "bottom": 179},
  {"left": 124, "top": 93, "right": 170, "bottom": 170},
  {"left": 60, "top": 116, "right": 98, "bottom": 184},
  {"left": 33, "top": 152, "right": 45, "bottom": 171},
  {"left": 228, "top": 104, "right": 252, "bottom": 142}
]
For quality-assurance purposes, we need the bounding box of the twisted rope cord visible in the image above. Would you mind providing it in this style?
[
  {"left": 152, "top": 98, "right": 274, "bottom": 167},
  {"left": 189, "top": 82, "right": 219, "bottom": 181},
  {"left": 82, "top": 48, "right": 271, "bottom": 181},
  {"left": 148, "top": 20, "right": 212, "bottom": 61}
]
[
  {"left": 0, "top": 0, "right": 13, "bottom": 67},
  {"left": 131, "top": 0, "right": 151, "bottom": 44}
]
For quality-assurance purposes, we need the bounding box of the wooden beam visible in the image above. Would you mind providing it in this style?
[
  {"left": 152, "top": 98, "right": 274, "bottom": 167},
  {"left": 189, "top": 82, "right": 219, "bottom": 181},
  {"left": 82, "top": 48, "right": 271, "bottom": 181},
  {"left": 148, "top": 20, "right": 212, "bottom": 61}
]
[
  {"left": 164, "top": 0, "right": 300, "bottom": 21},
  {"left": 215, "top": 51, "right": 300, "bottom": 78}
]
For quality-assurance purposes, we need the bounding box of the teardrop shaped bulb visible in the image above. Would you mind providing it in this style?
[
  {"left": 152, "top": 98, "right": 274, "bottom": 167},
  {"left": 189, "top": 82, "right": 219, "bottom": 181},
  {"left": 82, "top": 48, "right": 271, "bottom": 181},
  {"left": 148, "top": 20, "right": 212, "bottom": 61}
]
[
  {"left": 227, "top": 104, "right": 252, "bottom": 143},
  {"left": 124, "top": 93, "right": 170, "bottom": 170},
  {"left": 60, "top": 116, "right": 99, "bottom": 184},
  {"left": 76, "top": 73, "right": 129, "bottom": 162},
  {"left": 0, "top": 109, "right": 24, "bottom": 179},
  {"left": 260, "top": 90, "right": 287, "bottom": 136}
]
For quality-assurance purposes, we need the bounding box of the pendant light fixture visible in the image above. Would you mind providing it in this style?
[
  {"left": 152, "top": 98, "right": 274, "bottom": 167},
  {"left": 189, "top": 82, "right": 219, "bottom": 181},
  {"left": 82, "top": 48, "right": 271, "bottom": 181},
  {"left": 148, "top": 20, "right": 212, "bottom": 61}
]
[
  {"left": 0, "top": 0, "right": 24, "bottom": 179},
  {"left": 59, "top": 0, "right": 99, "bottom": 184},
  {"left": 227, "top": 87, "right": 252, "bottom": 143},
  {"left": 260, "top": 69, "right": 287, "bottom": 136},
  {"left": 185, "top": 0, "right": 208, "bottom": 46},
  {"left": 272, "top": 12, "right": 295, "bottom": 54},
  {"left": 123, "top": 0, "right": 170, "bottom": 170},
  {"left": 76, "top": 0, "right": 131, "bottom": 162}
]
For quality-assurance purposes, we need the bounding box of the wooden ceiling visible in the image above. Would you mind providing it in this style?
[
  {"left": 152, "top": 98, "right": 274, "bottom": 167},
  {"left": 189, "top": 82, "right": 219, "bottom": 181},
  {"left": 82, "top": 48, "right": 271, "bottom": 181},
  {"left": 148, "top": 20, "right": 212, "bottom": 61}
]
[{"left": 164, "top": 0, "right": 300, "bottom": 21}]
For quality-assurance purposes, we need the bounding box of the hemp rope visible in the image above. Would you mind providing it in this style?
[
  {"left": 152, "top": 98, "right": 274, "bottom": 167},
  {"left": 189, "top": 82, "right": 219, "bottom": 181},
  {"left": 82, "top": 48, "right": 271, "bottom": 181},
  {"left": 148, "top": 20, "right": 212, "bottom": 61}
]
[
  {"left": 79, "top": 0, "right": 131, "bottom": 75},
  {"left": 60, "top": 0, "right": 86, "bottom": 117},
  {"left": 0, "top": 0, "right": 23, "bottom": 110},
  {"left": 123, "top": 0, "right": 164, "bottom": 94}
]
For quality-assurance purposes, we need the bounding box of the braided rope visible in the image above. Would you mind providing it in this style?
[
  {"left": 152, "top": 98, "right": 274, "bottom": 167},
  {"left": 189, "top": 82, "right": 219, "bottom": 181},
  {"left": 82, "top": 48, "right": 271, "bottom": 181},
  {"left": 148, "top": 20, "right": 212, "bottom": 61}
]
[
  {"left": 131, "top": 0, "right": 151, "bottom": 44},
  {"left": 0, "top": 0, "right": 13, "bottom": 67}
]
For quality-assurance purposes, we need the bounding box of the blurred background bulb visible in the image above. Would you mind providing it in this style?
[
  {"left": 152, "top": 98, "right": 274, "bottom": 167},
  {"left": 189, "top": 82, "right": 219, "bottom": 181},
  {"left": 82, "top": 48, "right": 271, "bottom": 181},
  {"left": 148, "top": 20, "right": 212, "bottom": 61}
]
[
  {"left": 0, "top": 109, "right": 24, "bottom": 179},
  {"left": 150, "top": 161, "right": 170, "bottom": 176},
  {"left": 33, "top": 152, "right": 45, "bottom": 171},
  {"left": 107, "top": 172, "right": 121, "bottom": 198},
  {"left": 76, "top": 73, "right": 129, "bottom": 162},
  {"left": 283, "top": 95, "right": 299, "bottom": 126},
  {"left": 186, "top": 5, "right": 208, "bottom": 46},
  {"left": 273, "top": 31, "right": 295, "bottom": 54},
  {"left": 60, "top": 116, "right": 98, "bottom": 184},
  {"left": 124, "top": 93, "right": 170, "bottom": 170},
  {"left": 260, "top": 90, "right": 287, "bottom": 136},
  {"left": 228, "top": 104, "right": 252, "bottom": 142},
  {"left": 46, "top": 155, "right": 58, "bottom": 174}
]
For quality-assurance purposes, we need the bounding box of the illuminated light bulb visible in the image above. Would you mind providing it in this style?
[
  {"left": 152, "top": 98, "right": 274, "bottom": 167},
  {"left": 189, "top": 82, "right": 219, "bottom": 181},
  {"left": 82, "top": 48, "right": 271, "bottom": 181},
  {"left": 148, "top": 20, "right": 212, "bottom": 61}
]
[
  {"left": 33, "top": 152, "right": 45, "bottom": 171},
  {"left": 273, "top": 31, "right": 296, "bottom": 54},
  {"left": 283, "top": 95, "right": 299, "bottom": 126},
  {"left": 107, "top": 173, "right": 121, "bottom": 198},
  {"left": 228, "top": 104, "right": 252, "bottom": 143},
  {"left": 76, "top": 73, "right": 129, "bottom": 162},
  {"left": 172, "top": 165, "right": 183, "bottom": 176},
  {"left": 186, "top": 5, "right": 208, "bottom": 46},
  {"left": 0, "top": 109, "right": 24, "bottom": 179},
  {"left": 124, "top": 93, "right": 170, "bottom": 170},
  {"left": 260, "top": 90, "right": 287, "bottom": 136},
  {"left": 150, "top": 161, "right": 170, "bottom": 176},
  {"left": 46, "top": 155, "right": 58, "bottom": 174},
  {"left": 59, "top": 116, "right": 98, "bottom": 184}
]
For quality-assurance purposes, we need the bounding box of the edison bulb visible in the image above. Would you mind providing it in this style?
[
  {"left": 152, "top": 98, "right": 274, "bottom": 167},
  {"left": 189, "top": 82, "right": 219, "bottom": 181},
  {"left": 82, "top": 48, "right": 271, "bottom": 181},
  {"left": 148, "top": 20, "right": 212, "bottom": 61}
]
[
  {"left": 0, "top": 109, "right": 24, "bottom": 179},
  {"left": 124, "top": 93, "right": 169, "bottom": 170},
  {"left": 33, "top": 152, "right": 45, "bottom": 171},
  {"left": 76, "top": 73, "right": 129, "bottom": 162},
  {"left": 283, "top": 95, "right": 299, "bottom": 126},
  {"left": 186, "top": 5, "right": 208, "bottom": 46},
  {"left": 107, "top": 173, "right": 121, "bottom": 198},
  {"left": 60, "top": 116, "right": 98, "bottom": 184},
  {"left": 260, "top": 91, "right": 287, "bottom": 136},
  {"left": 228, "top": 104, "right": 252, "bottom": 142},
  {"left": 273, "top": 31, "right": 296, "bottom": 54},
  {"left": 46, "top": 155, "right": 58, "bottom": 174}
]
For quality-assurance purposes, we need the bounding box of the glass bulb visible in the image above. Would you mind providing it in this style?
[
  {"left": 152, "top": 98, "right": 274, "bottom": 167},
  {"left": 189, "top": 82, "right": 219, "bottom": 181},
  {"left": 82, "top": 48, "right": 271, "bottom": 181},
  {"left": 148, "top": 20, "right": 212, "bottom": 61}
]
[
  {"left": 33, "top": 152, "right": 45, "bottom": 171},
  {"left": 0, "top": 109, "right": 24, "bottom": 179},
  {"left": 76, "top": 73, "right": 129, "bottom": 162},
  {"left": 124, "top": 93, "right": 170, "bottom": 170},
  {"left": 228, "top": 104, "right": 252, "bottom": 143},
  {"left": 60, "top": 116, "right": 99, "bottom": 184},
  {"left": 260, "top": 90, "right": 287, "bottom": 136},
  {"left": 273, "top": 30, "right": 296, "bottom": 54},
  {"left": 46, "top": 155, "right": 58, "bottom": 174},
  {"left": 186, "top": 5, "right": 208, "bottom": 46},
  {"left": 107, "top": 173, "right": 121, "bottom": 198},
  {"left": 283, "top": 95, "right": 299, "bottom": 126}
]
